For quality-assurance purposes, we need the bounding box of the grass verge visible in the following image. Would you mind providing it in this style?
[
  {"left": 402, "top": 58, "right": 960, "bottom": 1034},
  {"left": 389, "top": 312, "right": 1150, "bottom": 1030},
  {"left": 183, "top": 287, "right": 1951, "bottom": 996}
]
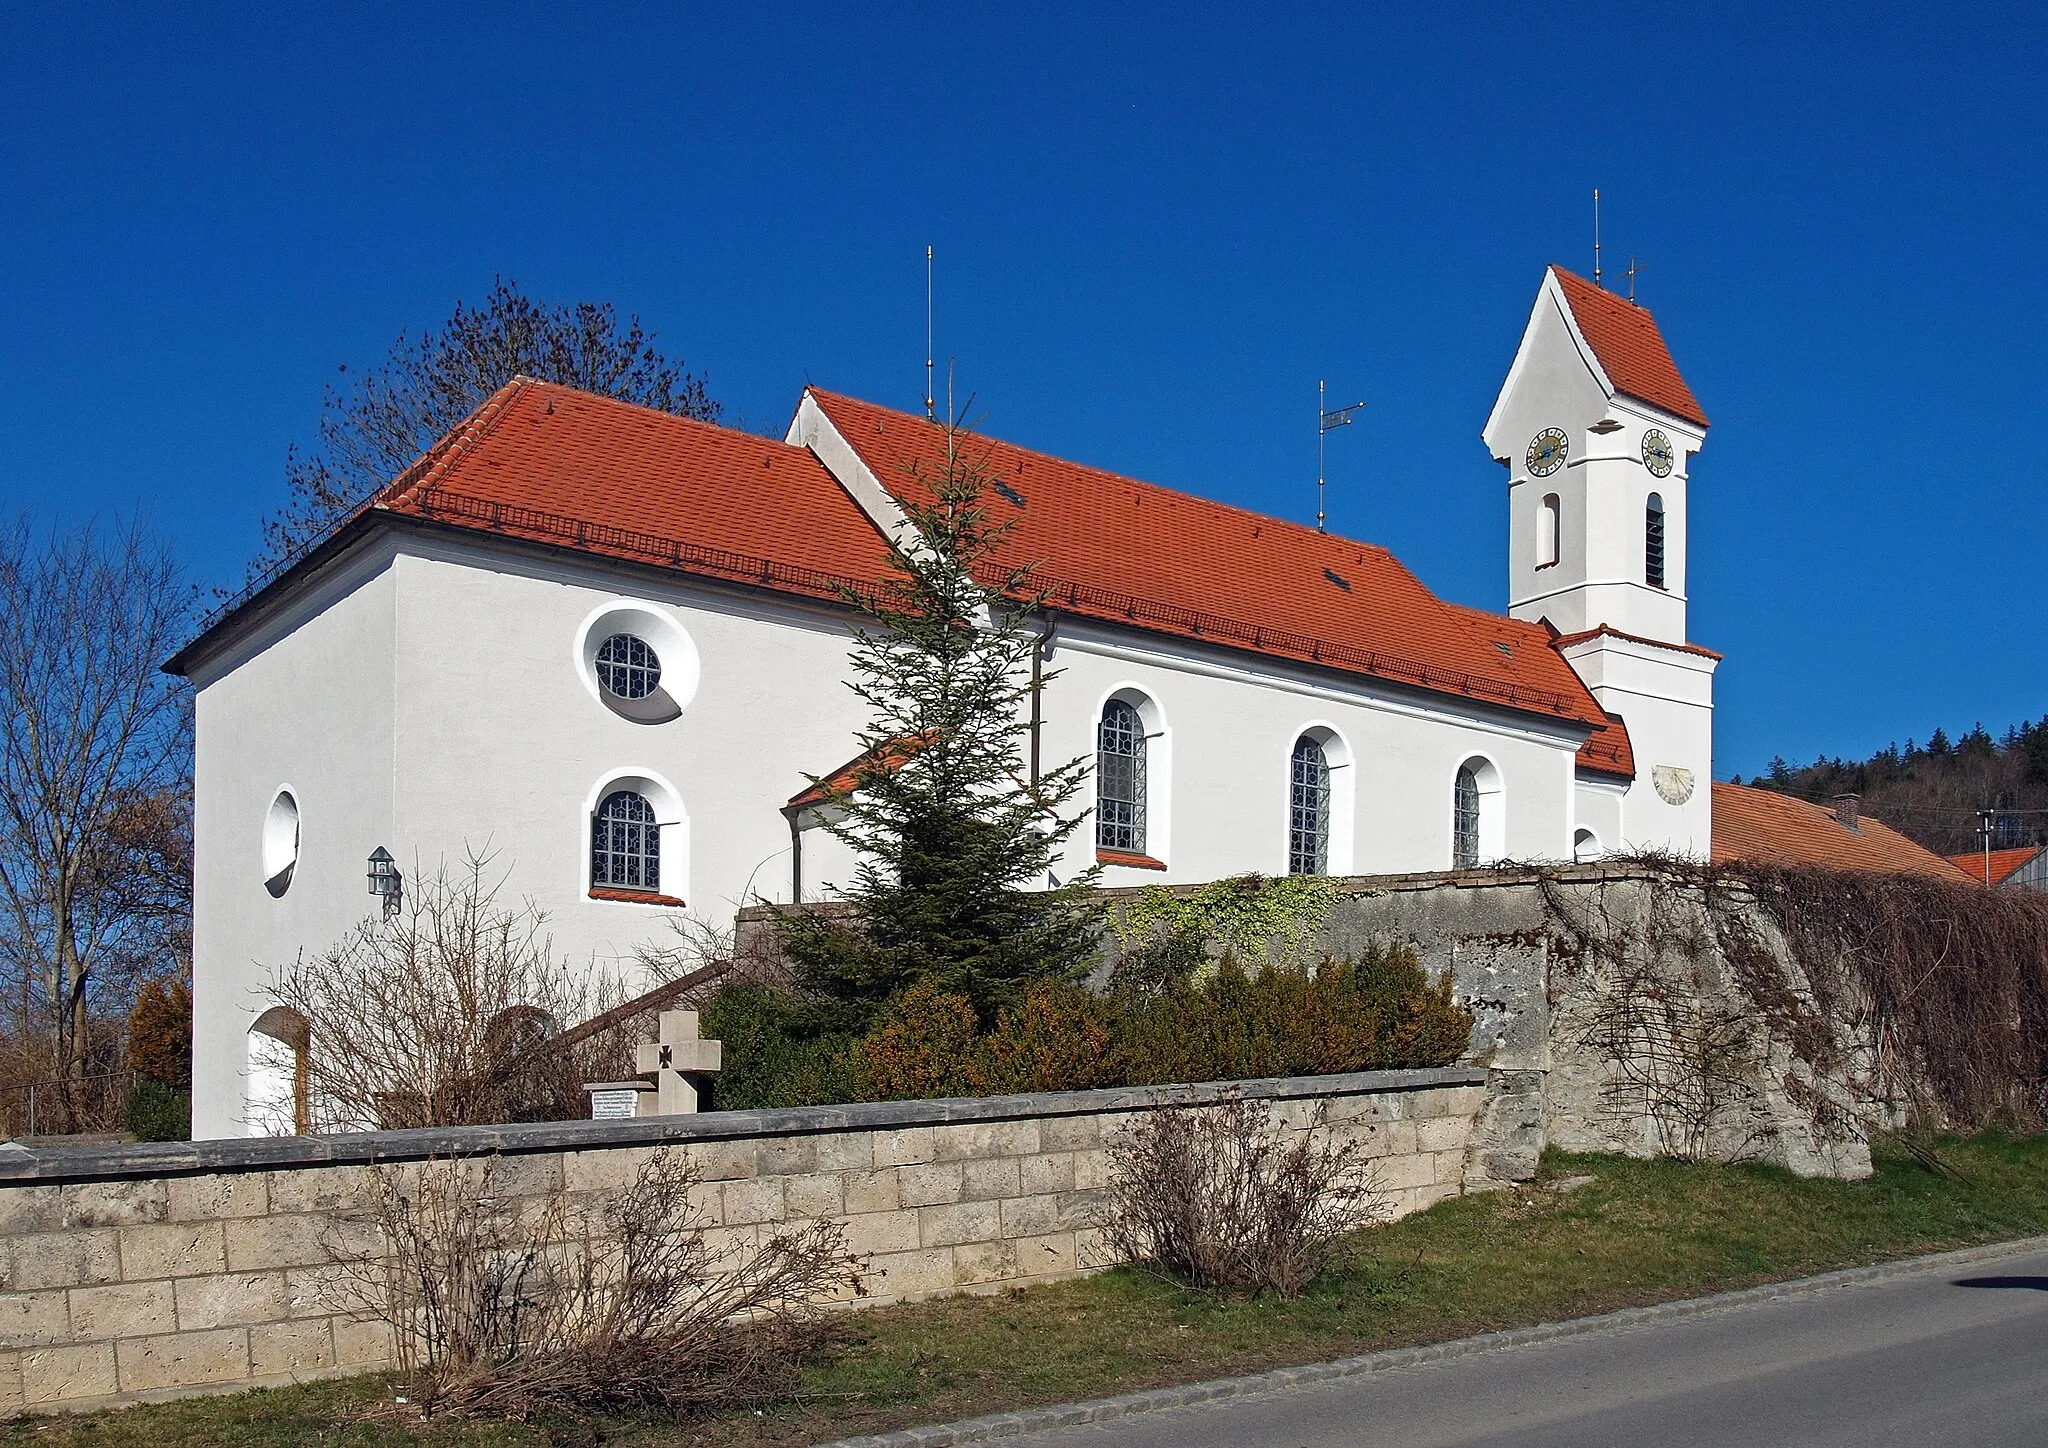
[{"left": 10, "top": 1132, "right": 2048, "bottom": 1446}]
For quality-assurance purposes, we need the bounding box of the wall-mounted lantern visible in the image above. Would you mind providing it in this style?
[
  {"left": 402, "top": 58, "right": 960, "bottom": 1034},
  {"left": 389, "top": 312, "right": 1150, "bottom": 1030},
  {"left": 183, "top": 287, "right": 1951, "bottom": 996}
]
[{"left": 367, "top": 846, "right": 402, "bottom": 916}]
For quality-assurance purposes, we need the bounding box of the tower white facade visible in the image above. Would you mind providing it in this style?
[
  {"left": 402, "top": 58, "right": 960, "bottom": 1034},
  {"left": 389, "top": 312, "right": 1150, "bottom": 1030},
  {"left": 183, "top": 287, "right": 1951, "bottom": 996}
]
[{"left": 1483, "top": 267, "right": 1718, "bottom": 858}]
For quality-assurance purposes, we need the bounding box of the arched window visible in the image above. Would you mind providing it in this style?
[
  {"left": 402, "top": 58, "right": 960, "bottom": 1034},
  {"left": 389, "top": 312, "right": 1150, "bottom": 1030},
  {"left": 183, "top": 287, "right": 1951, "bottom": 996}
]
[
  {"left": 1537, "top": 493, "right": 1561, "bottom": 569},
  {"left": 1452, "top": 756, "right": 1503, "bottom": 869},
  {"left": 1097, "top": 700, "right": 1147, "bottom": 854},
  {"left": 248, "top": 1006, "right": 311, "bottom": 1137},
  {"left": 1288, "top": 734, "right": 1331, "bottom": 876},
  {"left": 1645, "top": 493, "right": 1666, "bottom": 589},
  {"left": 1453, "top": 765, "right": 1482, "bottom": 869},
  {"left": 592, "top": 790, "right": 660, "bottom": 892},
  {"left": 1574, "top": 827, "right": 1601, "bottom": 863}
]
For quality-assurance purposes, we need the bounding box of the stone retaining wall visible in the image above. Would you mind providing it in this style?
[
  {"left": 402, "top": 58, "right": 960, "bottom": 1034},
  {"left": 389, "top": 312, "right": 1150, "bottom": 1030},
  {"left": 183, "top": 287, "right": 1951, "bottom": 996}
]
[{"left": 0, "top": 1065, "right": 1489, "bottom": 1414}]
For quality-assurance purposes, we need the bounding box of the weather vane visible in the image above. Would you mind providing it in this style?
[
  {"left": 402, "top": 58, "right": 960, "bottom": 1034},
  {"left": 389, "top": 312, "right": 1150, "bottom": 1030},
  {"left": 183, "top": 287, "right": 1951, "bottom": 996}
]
[{"left": 1318, "top": 380, "right": 1366, "bottom": 533}]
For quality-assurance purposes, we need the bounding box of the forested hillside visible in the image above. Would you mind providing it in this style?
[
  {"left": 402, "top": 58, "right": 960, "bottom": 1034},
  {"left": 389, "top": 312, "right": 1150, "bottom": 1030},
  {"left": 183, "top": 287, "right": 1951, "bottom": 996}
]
[{"left": 1733, "top": 719, "right": 2048, "bottom": 856}]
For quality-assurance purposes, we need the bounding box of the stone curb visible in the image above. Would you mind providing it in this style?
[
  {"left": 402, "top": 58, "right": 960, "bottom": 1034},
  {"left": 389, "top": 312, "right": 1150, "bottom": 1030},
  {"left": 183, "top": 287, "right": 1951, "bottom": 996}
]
[{"left": 811, "top": 1233, "right": 2048, "bottom": 1448}]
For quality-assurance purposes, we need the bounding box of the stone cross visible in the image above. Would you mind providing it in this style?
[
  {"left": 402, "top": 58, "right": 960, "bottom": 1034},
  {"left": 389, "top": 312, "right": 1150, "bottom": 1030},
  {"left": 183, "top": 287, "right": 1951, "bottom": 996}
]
[{"left": 633, "top": 1009, "right": 724, "bottom": 1116}]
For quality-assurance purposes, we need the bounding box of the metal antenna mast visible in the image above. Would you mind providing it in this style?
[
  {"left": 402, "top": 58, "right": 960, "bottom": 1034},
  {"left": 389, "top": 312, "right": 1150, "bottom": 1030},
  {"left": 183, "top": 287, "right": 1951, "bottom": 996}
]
[
  {"left": 1625, "top": 254, "right": 1647, "bottom": 302},
  {"left": 1593, "top": 189, "right": 1602, "bottom": 287},
  {"left": 1318, "top": 380, "right": 1366, "bottom": 533},
  {"left": 924, "top": 245, "right": 935, "bottom": 421}
]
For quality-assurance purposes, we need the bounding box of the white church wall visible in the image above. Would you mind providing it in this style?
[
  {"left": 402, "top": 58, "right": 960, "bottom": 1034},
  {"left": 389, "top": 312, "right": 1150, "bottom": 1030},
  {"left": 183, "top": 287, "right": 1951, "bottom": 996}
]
[
  {"left": 1559, "top": 632, "right": 1716, "bottom": 857},
  {"left": 187, "top": 540, "right": 402, "bottom": 1140},
  {"left": 1495, "top": 295, "right": 1611, "bottom": 628},
  {"left": 189, "top": 531, "right": 880, "bottom": 1138},
  {"left": 1037, "top": 620, "right": 1587, "bottom": 884},
  {"left": 383, "top": 541, "right": 875, "bottom": 971},
  {"left": 1573, "top": 776, "right": 1626, "bottom": 860}
]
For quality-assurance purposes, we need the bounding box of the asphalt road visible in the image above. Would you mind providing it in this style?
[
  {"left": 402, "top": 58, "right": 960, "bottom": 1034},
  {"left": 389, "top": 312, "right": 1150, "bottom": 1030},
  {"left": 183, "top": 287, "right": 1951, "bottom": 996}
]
[{"left": 999, "top": 1244, "right": 2048, "bottom": 1448}]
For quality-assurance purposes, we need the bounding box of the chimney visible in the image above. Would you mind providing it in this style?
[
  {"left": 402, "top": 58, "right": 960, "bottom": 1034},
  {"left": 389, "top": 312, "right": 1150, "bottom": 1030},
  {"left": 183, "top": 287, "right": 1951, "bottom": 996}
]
[{"left": 1833, "top": 793, "right": 1861, "bottom": 831}]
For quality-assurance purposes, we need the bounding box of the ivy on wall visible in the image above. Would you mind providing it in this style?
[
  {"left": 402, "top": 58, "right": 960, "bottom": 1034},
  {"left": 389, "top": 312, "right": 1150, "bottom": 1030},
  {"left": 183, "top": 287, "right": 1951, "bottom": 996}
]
[{"left": 1109, "top": 874, "right": 1339, "bottom": 972}]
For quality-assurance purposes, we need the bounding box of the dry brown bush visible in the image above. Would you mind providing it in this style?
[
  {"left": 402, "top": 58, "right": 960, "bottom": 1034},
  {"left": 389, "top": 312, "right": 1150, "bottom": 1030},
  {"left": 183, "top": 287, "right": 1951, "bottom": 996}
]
[
  {"left": 1098, "top": 1096, "right": 1385, "bottom": 1297},
  {"left": 329, "top": 1146, "right": 863, "bottom": 1421}
]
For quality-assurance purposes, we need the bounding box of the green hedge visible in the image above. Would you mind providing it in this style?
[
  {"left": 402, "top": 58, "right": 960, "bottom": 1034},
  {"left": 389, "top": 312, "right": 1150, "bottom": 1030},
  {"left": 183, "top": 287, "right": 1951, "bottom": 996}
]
[{"left": 701, "top": 944, "right": 1472, "bottom": 1110}]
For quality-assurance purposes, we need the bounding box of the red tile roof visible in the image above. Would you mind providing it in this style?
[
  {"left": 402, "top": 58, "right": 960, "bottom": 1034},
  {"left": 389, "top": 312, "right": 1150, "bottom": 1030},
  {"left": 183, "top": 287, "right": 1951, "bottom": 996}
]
[
  {"left": 807, "top": 389, "right": 1628, "bottom": 753},
  {"left": 1551, "top": 624, "right": 1723, "bottom": 663},
  {"left": 1944, "top": 846, "right": 2044, "bottom": 888},
  {"left": 787, "top": 732, "right": 936, "bottom": 812},
  {"left": 1712, "top": 782, "right": 1975, "bottom": 881},
  {"left": 1550, "top": 267, "right": 1709, "bottom": 428},
  {"left": 1443, "top": 605, "right": 1634, "bottom": 778},
  {"left": 371, "top": 377, "right": 902, "bottom": 604}
]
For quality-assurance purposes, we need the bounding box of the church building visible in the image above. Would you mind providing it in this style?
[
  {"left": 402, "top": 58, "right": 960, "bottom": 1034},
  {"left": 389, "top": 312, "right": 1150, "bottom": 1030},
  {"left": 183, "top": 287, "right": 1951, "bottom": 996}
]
[{"left": 171, "top": 266, "right": 1722, "bottom": 1138}]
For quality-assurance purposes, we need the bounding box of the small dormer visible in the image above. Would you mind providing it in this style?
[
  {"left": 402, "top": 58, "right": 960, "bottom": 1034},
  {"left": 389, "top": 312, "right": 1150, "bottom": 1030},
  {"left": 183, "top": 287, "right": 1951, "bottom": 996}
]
[{"left": 1483, "top": 266, "right": 1707, "bottom": 646}]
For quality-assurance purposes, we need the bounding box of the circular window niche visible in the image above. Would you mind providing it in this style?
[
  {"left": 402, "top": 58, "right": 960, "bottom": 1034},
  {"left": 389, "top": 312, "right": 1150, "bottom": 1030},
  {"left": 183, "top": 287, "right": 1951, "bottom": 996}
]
[
  {"left": 574, "top": 601, "right": 700, "bottom": 723},
  {"left": 262, "top": 788, "right": 300, "bottom": 897}
]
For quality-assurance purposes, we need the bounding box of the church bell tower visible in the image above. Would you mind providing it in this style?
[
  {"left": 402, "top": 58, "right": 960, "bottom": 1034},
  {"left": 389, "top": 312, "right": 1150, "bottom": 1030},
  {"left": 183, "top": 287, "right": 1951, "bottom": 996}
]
[{"left": 1482, "top": 266, "right": 1717, "bottom": 858}]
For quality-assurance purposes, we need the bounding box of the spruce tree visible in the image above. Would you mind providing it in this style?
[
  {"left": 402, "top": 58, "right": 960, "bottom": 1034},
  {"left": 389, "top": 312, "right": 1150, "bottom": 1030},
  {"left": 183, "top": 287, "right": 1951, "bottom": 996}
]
[{"left": 778, "top": 413, "right": 1099, "bottom": 1022}]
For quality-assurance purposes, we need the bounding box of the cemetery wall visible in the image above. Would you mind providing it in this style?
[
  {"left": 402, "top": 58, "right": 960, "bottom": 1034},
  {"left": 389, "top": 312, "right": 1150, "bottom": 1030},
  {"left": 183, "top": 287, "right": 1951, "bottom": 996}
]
[{"left": 0, "top": 1065, "right": 1489, "bottom": 1414}]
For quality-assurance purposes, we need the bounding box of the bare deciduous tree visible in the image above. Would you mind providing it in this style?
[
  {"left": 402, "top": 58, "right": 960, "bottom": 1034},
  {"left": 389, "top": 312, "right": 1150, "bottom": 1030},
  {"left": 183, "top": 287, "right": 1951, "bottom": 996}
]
[
  {"left": 263, "top": 849, "right": 648, "bottom": 1131},
  {"left": 253, "top": 278, "right": 720, "bottom": 580},
  {"left": 0, "top": 519, "right": 192, "bottom": 1100}
]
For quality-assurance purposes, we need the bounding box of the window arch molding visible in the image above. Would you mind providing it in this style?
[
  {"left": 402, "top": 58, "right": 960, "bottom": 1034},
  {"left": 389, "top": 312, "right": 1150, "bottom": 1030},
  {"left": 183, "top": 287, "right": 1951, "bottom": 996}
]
[
  {"left": 583, "top": 767, "right": 688, "bottom": 903},
  {"left": 1094, "top": 684, "right": 1170, "bottom": 867},
  {"left": 1536, "top": 493, "right": 1561, "bottom": 570},
  {"left": 1450, "top": 753, "right": 1506, "bottom": 868},
  {"left": 247, "top": 1005, "right": 311, "bottom": 1137},
  {"left": 1285, "top": 722, "right": 1355, "bottom": 877},
  {"left": 571, "top": 599, "right": 701, "bottom": 723}
]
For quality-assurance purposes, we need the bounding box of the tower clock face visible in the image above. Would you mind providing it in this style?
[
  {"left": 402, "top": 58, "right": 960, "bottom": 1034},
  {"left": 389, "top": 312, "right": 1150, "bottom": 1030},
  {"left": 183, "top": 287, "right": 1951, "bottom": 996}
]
[
  {"left": 1642, "top": 429, "right": 1675, "bottom": 478},
  {"left": 1526, "top": 428, "right": 1568, "bottom": 477}
]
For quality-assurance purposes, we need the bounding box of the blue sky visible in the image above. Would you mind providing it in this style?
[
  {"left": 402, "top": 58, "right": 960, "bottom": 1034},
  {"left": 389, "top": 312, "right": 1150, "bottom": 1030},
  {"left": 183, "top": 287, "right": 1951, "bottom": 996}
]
[{"left": 2, "top": 4, "right": 2041, "bottom": 778}]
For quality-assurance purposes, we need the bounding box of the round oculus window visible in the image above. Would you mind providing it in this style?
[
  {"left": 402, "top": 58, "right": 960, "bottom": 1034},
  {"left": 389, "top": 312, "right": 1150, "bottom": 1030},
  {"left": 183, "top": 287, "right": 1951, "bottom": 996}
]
[{"left": 595, "top": 634, "right": 662, "bottom": 700}]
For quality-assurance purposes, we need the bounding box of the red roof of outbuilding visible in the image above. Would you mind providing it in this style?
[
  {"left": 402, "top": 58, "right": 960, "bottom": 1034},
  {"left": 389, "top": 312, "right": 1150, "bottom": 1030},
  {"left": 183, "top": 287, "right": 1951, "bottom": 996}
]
[
  {"left": 807, "top": 388, "right": 1626, "bottom": 752},
  {"left": 370, "top": 377, "right": 902, "bottom": 602},
  {"left": 1712, "top": 782, "right": 1974, "bottom": 881},
  {"left": 1550, "top": 267, "right": 1709, "bottom": 428},
  {"left": 1944, "top": 846, "right": 2044, "bottom": 888}
]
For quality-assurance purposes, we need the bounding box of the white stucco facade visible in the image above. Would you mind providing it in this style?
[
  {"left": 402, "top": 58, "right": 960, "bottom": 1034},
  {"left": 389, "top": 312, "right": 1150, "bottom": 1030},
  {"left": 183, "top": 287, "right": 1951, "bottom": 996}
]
[
  {"left": 1028, "top": 620, "right": 1582, "bottom": 887},
  {"left": 186, "top": 532, "right": 877, "bottom": 1138}
]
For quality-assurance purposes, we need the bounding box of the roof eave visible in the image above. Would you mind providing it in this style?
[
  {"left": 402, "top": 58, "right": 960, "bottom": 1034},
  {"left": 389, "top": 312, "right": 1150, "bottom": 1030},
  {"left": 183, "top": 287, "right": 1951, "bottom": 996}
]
[{"left": 164, "top": 508, "right": 392, "bottom": 679}]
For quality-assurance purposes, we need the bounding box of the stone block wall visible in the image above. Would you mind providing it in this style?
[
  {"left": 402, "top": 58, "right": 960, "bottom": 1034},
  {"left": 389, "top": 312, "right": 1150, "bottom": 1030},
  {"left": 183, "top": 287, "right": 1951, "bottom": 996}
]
[{"left": 0, "top": 1065, "right": 1489, "bottom": 1414}]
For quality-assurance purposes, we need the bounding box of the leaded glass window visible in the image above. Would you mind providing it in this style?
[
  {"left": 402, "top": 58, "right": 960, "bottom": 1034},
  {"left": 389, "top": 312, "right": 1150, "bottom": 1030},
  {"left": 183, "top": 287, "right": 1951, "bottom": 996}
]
[
  {"left": 1645, "top": 494, "right": 1666, "bottom": 590},
  {"left": 592, "top": 790, "right": 660, "bottom": 891},
  {"left": 1453, "top": 765, "right": 1482, "bottom": 869},
  {"left": 596, "top": 634, "right": 662, "bottom": 699},
  {"left": 1288, "top": 735, "right": 1330, "bottom": 876},
  {"left": 1097, "top": 700, "right": 1147, "bottom": 854}
]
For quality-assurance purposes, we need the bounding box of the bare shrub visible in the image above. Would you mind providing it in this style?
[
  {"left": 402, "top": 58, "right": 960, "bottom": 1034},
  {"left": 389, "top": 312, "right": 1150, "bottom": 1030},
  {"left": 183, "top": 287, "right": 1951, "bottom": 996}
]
[
  {"left": 1099, "top": 1096, "right": 1385, "bottom": 1297},
  {"left": 331, "top": 1146, "right": 863, "bottom": 1420},
  {"left": 263, "top": 849, "right": 643, "bottom": 1130}
]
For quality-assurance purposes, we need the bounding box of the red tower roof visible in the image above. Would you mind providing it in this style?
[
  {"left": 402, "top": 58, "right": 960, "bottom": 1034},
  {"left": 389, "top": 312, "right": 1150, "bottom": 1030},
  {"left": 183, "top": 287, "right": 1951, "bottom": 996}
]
[{"left": 1550, "top": 266, "right": 1709, "bottom": 428}]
